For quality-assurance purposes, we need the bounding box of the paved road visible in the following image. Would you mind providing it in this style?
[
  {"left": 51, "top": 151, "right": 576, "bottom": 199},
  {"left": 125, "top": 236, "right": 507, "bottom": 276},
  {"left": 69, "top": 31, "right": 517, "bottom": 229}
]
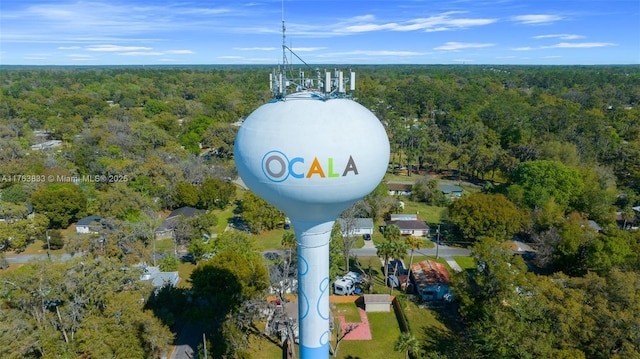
[
  {"left": 352, "top": 243, "right": 470, "bottom": 259},
  {"left": 353, "top": 240, "right": 471, "bottom": 272},
  {"left": 4, "top": 252, "right": 84, "bottom": 264}
]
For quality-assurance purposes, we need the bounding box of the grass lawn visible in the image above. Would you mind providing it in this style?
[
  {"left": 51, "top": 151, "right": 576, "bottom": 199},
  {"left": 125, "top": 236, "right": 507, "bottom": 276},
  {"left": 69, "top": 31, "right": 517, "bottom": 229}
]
[
  {"left": 154, "top": 238, "right": 175, "bottom": 254},
  {"left": 453, "top": 256, "right": 476, "bottom": 271},
  {"left": 253, "top": 228, "right": 287, "bottom": 251},
  {"left": 332, "top": 302, "right": 361, "bottom": 323},
  {"left": 400, "top": 202, "right": 447, "bottom": 226},
  {"left": 177, "top": 261, "right": 196, "bottom": 289},
  {"left": 18, "top": 239, "right": 65, "bottom": 255},
  {"left": 334, "top": 311, "right": 404, "bottom": 359}
]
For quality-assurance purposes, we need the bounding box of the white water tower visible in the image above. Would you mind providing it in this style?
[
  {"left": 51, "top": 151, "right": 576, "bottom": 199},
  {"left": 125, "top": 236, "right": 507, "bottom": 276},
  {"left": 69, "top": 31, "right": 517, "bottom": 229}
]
[{"left": 234, "top": 16, "right": 389, "bottom": 356}]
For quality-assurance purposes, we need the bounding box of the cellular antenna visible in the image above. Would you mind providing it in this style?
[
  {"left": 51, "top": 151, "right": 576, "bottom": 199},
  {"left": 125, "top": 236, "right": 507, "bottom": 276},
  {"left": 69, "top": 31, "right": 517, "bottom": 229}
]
[{"left": 271, "top": 2, "right": 355, "bottom": 100}]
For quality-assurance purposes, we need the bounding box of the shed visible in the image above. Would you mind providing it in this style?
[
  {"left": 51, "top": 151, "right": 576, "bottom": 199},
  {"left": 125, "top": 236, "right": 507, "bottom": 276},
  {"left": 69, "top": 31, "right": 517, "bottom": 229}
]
[{"left": 363, "top": 294, "right": 391, "bottom": 312}]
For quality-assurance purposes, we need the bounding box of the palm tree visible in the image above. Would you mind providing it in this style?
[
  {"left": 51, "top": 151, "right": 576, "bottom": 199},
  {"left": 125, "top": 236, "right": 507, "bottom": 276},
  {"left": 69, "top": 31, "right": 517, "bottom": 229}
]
[
  {"left": 394, "top": 332, "right": 422, "bottom": 359},
  {"left": 384, "top": 224, "right": 402, "bottom": 242},
  {"left": 376, "top": 240, "right": 395, "bottom": 282},
  {"left": 389, "top": 240, "right": 407, "bottom": 294},
  {"left": 404, "top": 236, "right": 424, "bottom": 289}
]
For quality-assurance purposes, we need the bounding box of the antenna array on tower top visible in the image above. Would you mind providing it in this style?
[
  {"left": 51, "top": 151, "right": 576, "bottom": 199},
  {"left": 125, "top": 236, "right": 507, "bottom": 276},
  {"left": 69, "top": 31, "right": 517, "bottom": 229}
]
[
  {"left": 269, "top": 3, "right": 355, "bottom": 100},
  {"left": 269, "top": 67, "right": 356, "bottom": 100}
]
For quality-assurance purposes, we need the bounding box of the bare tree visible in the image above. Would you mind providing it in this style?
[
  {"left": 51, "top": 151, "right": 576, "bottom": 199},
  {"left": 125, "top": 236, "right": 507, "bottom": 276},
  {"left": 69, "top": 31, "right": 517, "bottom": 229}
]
[
  {"left": 338, "top": 200, "right": 370, "bottom": 271},
  {"left": 530, "top": 228, "right": 561, "bottom": 268},
  {"left": 330, "top": 322, "right": 359, "bottom": 357}
]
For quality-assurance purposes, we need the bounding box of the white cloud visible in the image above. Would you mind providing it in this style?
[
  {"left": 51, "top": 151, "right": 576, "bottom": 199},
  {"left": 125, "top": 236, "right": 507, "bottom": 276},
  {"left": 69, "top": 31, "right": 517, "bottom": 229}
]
[
  {"left": 218, "top": 55, "right": 244, "bottom": 59},
  {"left": 513, "top": 14, "right": 563, "bottom": 24},
  {"left": 435, "top": 42, "right": 495, "bottom": 51},
  {"left": 512, "top": 47, "right": 534, "bottom": 51},
  {"left": 165, "top": 50, "right": 194, "bottom": 54},
  {"left": 545, "top": 42, "right": 617, "bottom": 48},
  {"left": 318, "top": 50, "right": 423, "bottom": 57},
  {"left": 340, "top": 12, "right": 496, "bottom": 33},
  {"left": 58, "top": 46, "right": 81, "bottom": 50},
  {"left": 289, "top": 47, "right": 326, "bottom": 52},
  {"left": 533, "top": 34, "right": 584, "bottom": 40},
  {"left": 234, "top": 47, "right": 277, "bottom": 51},
  {"left": 118, "top": 51, "right": 164, "bottom": 56},
  {"left": 87, "top": 45, "right": 153, "bottom": 52}
]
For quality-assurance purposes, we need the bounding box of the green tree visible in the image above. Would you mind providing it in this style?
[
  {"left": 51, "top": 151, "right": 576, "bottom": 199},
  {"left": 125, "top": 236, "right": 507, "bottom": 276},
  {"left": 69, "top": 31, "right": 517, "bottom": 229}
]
[
  {"left": 30, "top": 183, "right": 87, "bottom": 228},
  {"left": 174, "top": 181, "right": 199, "bottom": 208},
  {"left": 0, "top": 184, "right": 27, "bottom": 204},
  {"left": 508, "top": 160, "right": 584, "bottom": 211},
  {"left": 376, "top": 240, "right": 395, "bottom": 283},
  {"left": 0, "top": 258, "right": 172, "bottom": 359},
  {"left": 198, "top": 177, "right": 235, "bottom": 210},
  {"left": 384, "top": 224, "right": 402, "bottom": 242},
  {"left": 158, "top": 254, "right": 180, "bottom": 271},
  {"left": 449, "top": 193, "right": 529, "bottom": 242},
  {"left": 239, "top": 191, "right": 285, "bottom": 233},
  {"left": 394, "top": 332, "right": 423, "bottom": 359}
]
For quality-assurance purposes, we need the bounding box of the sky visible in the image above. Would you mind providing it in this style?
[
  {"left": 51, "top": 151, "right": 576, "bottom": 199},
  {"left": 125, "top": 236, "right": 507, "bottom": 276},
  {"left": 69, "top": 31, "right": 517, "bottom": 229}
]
[{"left": 1, "top": 0, "right": 639, "bottom": 66}]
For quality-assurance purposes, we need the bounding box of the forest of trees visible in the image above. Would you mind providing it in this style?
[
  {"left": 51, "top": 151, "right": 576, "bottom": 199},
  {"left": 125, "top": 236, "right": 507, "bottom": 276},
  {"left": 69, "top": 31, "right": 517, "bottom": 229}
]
[{"left": 1, "top": 64, "right": 639, "bottom": 358}]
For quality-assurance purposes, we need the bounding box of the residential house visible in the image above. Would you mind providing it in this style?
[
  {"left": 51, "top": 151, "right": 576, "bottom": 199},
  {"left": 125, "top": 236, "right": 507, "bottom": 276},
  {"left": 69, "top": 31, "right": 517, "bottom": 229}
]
[
  {"left": 386, "top": 214, "right": 430, "bottom": 237},
  {"left": 76, "top": 215, "right": 105, "bottom": 234},
  {"left": 410, "top": 260, "right": 452, "bottom": 301},
  {"left": 387, "top": 182, "right": 413, "bottom": 196},
  {"left": 0, "top": 202, "right": 34, "bottom": 222},
  {"left": 438, "top": 184, "right": 463, "bottom": 199},
  {"left": 138, "top": 265, "right": 180, "bottom": 290},
  {"left": 155, "top": 206, "right": 205, "bottom": 239},
  {"left": 616, "top": 210, "right": 638, "bottom": 230},
  {"left": 31, "top": 140, "right": 62, "bottom": 151},
  {"left": 336, "top": 218, "right": 374, "bottom": 236}
]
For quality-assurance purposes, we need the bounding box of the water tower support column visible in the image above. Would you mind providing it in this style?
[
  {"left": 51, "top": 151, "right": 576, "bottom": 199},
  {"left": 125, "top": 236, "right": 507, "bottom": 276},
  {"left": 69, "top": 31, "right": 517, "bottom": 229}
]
[{"left": 294, "top": 219, "right": 334, "bottom": 358}]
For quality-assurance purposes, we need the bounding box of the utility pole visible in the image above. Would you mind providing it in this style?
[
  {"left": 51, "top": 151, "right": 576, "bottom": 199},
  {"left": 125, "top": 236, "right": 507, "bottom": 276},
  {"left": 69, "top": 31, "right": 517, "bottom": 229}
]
[
  {"left": 45, "top": 230, "right": 51, "bottom": 260},
  {"left": 203, "top": 333, "right": 207, "bottom": 359},
  {"left": 435, "top": 225, "right": 440, "bottom": 260}
]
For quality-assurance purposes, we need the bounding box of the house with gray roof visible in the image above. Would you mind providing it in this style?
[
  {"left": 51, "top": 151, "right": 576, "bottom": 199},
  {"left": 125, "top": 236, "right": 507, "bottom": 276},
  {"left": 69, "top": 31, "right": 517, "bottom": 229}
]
[
  {"left": 139, "top": 266, "right": 180, "bottom": 290},
  {"left": 386, "top": 214, "right": 430, "bottom": 237},
  {"left": 76, "top": 215, "right": 105, "bottom": 234},
  {"left": 336, "top": 218, "right": 374, "bottom": 236},
  {"left": 155, "top": 206, "right": 205, "bottom": 239}
]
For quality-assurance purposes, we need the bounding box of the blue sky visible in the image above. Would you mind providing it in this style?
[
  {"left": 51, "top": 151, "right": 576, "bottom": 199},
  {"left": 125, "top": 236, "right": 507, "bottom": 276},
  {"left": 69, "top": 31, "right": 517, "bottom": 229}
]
[{"left": 1, "top": 0, "right": 638, "bottom": 65}]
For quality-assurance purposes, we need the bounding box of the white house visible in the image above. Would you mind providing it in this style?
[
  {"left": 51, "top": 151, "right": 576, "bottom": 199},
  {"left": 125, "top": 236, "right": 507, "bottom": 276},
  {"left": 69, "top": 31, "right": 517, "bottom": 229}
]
[
  {"left": 336, "top": 218, "right": 374, "bottom": 236},
  {"left": 75, "top": 215, "right": 105, "bottom": 234},
  {"left": 387, "top": 182, "right": 413, "bottom": 196}
]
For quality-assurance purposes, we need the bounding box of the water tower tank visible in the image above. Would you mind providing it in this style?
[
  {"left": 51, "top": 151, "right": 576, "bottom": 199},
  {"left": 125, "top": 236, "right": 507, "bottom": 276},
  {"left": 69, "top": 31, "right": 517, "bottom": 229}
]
[{"left": 234, "top": 91, "right": 389, "bottom": 358}]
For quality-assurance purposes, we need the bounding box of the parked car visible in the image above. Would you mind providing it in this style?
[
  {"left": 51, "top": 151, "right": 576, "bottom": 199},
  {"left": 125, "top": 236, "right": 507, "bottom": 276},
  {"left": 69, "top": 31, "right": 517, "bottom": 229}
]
[{"left": 363, "top": 233, "right": 372, "bottom": 241}]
